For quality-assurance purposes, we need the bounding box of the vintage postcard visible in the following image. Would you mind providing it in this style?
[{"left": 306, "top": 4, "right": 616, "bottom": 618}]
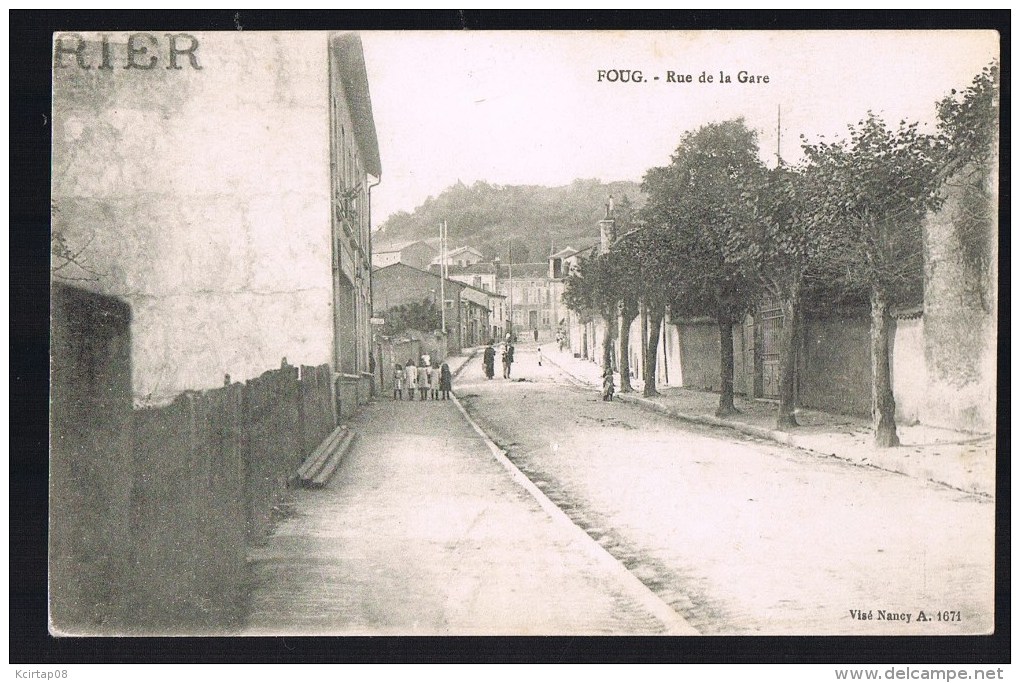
[{"left": 48, "top": 28, "right": 999, "bottom": 640}]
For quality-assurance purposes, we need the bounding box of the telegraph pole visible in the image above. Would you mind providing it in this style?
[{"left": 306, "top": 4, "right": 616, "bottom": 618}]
[
  {"left": 508, "top": 240, "right": 514, "bottom": 340},
  {"left": 776, "top": 104, "right": 783, "bottom": 166},
  {"left": 439, "top": 221, "right": 446, "bottom": 334}
]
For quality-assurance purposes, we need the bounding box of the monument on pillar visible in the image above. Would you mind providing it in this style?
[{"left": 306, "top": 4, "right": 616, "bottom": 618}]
[{"left": 599, "top": 194, "right": 617, "bottom": 254}]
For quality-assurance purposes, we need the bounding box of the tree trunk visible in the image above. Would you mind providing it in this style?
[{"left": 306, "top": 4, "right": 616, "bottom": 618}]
[
  {"left": 643, "top": 305, "right": 663, "bottom": 397},
  {"left": 870, "top": 286, "right": 900, "bottom": 447},
  {"left": 618, "top": 301, "right": 638, "bottom": 393},
  {"left": 776, "top": 286, "right": 800, "bottom": 429},
  {"left": 601, "top": 307, "right": 617, "bottom": 376},
  {"left": 717, "top": 313, "right": 738, "bottom": 416}
]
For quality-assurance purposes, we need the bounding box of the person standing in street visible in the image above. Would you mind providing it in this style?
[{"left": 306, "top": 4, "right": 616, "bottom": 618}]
[
  {"left": 483, "top": 341, "right": 496, "bottom": 380},
  {"left": 537, "top": 346, "right": 543, "bottom": 367},
  {"left": 404, "top": 358, "right": 418, "bottom": 401},
  {"left": 393, "top": 363, "right": 404, "bottom": 400},
  {"left": 430, "top": 361, "right": 441, "bottom": 400},
  {"left": 533, "top": 328, "right": 538, "bottom": 342},
  {"left": 502, "top": 343, "right": 514, "bottom": 379},
  {"left": 417, "top": 361, "right": 429, "bottom": 401},
  {"left": 439, "top": 362, "right": 452, "bottom": 400},
  {"left": 602, "top": 366, "right": 615, "bottom": 401}
]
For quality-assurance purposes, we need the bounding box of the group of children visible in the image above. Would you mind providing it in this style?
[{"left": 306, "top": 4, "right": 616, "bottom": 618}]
[{"left": 393, "top": 357, "right": 452, "bottom": 401}]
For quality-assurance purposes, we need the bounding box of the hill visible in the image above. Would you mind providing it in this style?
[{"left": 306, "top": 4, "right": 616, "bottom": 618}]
[{"left": 373, "top": 178, "right": 643, "bottom": 264}]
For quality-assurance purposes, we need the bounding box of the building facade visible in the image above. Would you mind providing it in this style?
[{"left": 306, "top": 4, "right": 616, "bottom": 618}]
[
  {"left": 372, "top": 239, "right": 437, "bottom": 271},
  {"left": 440, "top": 262, "right": 506, "bottom": 342},
  {"left": 50, "top": 31, "right": 381, "bottom": 634},
  {"left": 51, "top": 31, "right": 380, "bottom": 406},
  {"left": 499, "top": 262, "right": 565, "bottom": 340},
  {"left": 372, "top": 262, "right": 495, "bottom": 353},
  {"left": 433, "top": 245, "right": 485, "bottom": 268}
]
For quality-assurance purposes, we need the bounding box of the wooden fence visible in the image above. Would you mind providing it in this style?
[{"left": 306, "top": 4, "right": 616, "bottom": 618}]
[
  {"left": 125, "top": 362, "right": 336, "bottom": 632},
  {"left": 52, "top": 284, "right": 337, "bottom": 634}
]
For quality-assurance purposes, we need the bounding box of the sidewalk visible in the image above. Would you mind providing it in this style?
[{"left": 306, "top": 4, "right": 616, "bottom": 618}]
[
  {"left": 242, "top": 349, "right": 693, "bottom": 635},
  {"left": 543, "top": 347, "right": 995, "bottom": 497}
]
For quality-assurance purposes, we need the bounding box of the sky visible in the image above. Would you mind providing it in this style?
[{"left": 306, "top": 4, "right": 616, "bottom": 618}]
[{"left": 359, "top": 30, "right": 998, "bottom": 228}]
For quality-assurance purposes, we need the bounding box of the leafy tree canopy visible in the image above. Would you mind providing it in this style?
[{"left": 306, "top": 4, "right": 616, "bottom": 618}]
[
  {"left": 640, "top": 119, "right": 763, "bottom": 321},
  {"left": 380, "top": 299, "right": 442, "bottom": 337}
]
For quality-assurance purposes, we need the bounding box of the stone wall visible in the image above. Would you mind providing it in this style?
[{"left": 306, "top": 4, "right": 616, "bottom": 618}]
[
  {"left": 798, "top": 313, "right": 873, "bottom": 418},
  {"left": 920, "top": 161, "right": 998, "bottom": 433},
  {"left": 891, "top": 316, "right": 926, "bottom": 425}
]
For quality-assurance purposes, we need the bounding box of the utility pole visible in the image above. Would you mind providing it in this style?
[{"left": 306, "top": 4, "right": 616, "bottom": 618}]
[
  {"left": 439, "top": 221, "right": 446, "bottom": 335},
  {"left": 508, "top": 240, "right": 514, "bottom": 340},
  {"left": 776, "top": 104, "right": 783, "bottom": 167}
]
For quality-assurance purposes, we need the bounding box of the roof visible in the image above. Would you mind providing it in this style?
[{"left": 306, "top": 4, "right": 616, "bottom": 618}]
[
  {"left": 462, "top": 281, "right": 505, "bottom": 298},
  {"left": 550, "top": 247, "right": 578, "bottom": 260},
  {"left": 372, "top": 261, "right": 503, "bottom": 299},
  {"left": 436, "top": 262, "right": 498, "bottom": 276},
  {"left": 462, "top": 262, "right": 497, "bottom": 274},
  {"left": 567, "top": 243, "right": 599, "bottom": 259},
  {"left": 446, "top": 245, "right": 484, "bottom": 257},
  {"left": 373, "top": 239, "right": 432, "bottom": 254},
  {"left": 330, "top": 33, "right": 381, "bottom": 178},
  {"left": 373, "top": 262, "right": 461, "bottom": 287}
]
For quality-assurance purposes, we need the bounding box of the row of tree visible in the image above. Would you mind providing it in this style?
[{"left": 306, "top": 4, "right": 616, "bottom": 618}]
[{"left": 564, "top": 62, "right": 998, "bottom": 447}]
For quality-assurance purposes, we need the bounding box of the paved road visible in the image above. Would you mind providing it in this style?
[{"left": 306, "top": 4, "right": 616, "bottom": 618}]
[
  {"left": 242, "top": 387, "right": 691, "bottom": 635},
  {"left": 457, "top": 342, "right": 995, "bottom": 635}
]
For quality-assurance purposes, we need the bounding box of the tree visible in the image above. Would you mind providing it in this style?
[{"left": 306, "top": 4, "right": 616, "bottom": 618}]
[
  {"left": 642, "top": 120, "right": 762, "bottom": 413},
  {"left": 802, "top": 113, "right": 943, "bottom": 447},
  {"left": 380, "top": 299, "right": 442, "bottom": 337},
  {"left": 606, "top": 229, "right": 644, "bottom": 393},
  {"left": 561, "top": 194, "right": 646, "bottom": 392},
  {"left": 728, "top": 164, "right": 819, "bottom": 428},
  {"left": 562, "top": 249, "right": 617, "bottom": 371}
]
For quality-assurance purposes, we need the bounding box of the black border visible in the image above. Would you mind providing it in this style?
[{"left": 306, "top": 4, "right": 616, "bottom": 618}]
[{"left": 11, "top": 9, "right": 1010, "bottom": 664}]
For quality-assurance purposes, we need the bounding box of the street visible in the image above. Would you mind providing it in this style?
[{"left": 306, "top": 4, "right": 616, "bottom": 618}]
[
  {"left": 456, "top": 341, "right": 994, "bottom": 635},
  {"left": 241, "top": 342, "right": 995, "bottom": 636},
  {"left": 242, "top": 368, "right": 692, "bottom": 635}
]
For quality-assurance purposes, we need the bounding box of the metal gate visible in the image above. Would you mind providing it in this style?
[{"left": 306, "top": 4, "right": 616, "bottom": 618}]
[{"left": 757, "top": 294, "right": 783, "bottom": 399}]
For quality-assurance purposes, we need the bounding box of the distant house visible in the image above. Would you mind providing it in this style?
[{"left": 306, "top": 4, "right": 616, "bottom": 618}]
[
  {"left": 433, "top": 245, "right": 485, "bottom": 268},
  {"left": 440, "top": 261, "right": 499, "bottom": 292},
  {"left": 372, "top": 240, "right": 436, "bottom": 271},
  {"left": 372, "top": 262, "right": 493, "bottom": 353},
  {"left": 500, "top": 261, "right": 564, "bottom": 339},
  {"left": 549, "top": 246, "right": 579, "bottom": 280}
]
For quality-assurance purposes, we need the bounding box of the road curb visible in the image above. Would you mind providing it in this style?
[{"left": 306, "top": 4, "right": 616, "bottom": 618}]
[
  {"left": 544, "top": 354, "right": 993, "bottom": 498},
  {"left": 449, "top": 388, "right": 699, "bottom": 636},
  {"left": 448, "top": 348, "right": 479, "bottom": 379}
]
